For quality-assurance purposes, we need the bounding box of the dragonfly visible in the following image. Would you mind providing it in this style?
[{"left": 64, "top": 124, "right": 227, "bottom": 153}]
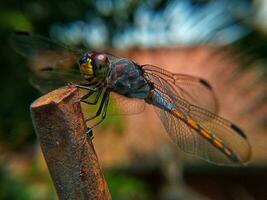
[{"left": 11, "top": 32, "right": 251, "bottom": 166}]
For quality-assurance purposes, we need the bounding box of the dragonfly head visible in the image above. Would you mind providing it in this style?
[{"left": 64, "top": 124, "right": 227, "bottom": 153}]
[{"left": 79, "top": 52, "right": 110, "bottom": 79}]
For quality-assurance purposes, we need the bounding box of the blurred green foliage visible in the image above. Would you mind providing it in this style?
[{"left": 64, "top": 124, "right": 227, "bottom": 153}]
[
  {"left": 105, "top": 171, "right": 152, "bottom": 200},
  {"left": 0, "top": 164, "right": 56, "bottom": 200},
  {"left": 0, "top": 166, "right": 31, "bottom": 200},
  {"left": 0, "top": 10, "right": 32, "bottom": 31},
  {"left": 233, "top": 31, "right": 267, "bottom": 70}
]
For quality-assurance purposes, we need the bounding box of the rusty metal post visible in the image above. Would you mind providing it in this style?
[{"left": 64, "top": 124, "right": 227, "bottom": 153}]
[{"left": 30, "top": 86, "right": 111, "bottom": 200}]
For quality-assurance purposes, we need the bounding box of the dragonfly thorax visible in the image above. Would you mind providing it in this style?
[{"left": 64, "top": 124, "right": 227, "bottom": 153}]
[{"left": 79, "top": 52, "right": 110, "bottom": 80}]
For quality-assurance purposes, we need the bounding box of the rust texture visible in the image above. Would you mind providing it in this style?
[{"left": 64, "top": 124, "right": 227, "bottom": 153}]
[{"left": 30, "top": 86, "right": 111, "bottom": 200}]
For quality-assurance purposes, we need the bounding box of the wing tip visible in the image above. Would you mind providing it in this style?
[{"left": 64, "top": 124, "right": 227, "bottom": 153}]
[
  {"left": 199, "top": 79, "right": 213, "bottom": 90},
  {"left": 40, "top": 66, "right": 54, "bottom": 72},
  {"left": 230, "top": 123, "right": 247, "bottom": 139}
]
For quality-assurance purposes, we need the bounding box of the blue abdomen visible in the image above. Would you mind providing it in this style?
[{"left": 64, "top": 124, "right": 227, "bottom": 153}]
[{"left": 146, "top": 90, "right": 174, "bottom": 111}]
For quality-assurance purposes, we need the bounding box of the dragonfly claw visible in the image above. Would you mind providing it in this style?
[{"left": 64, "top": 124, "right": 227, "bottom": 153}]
[
  {"left": 86, "top": 128, "right": 94, "bottom": 140},
  {"left": 68, "top": 82, "right": 80, "bottom": 88},
  {"left": 67, "top": 82, "right": 74, "bottom": 86},
  {"left": 74, "top": 98, "right": 82, "bottom": 104}
]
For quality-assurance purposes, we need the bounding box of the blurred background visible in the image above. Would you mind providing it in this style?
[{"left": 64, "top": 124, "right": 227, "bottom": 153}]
[{"left": 1, "top": 0, "right": 267, "bottom": 199}]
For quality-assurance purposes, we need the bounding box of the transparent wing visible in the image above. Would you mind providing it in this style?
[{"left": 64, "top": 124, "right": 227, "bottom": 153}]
[
  {"left": 29, "top": 67, "right": 85, "bottom": 93},
  {"left": 108, "top": 92, "right": 145, "bottom": 115},
  {"left": 143, "top": 67, "right": 251, "bottom": 165},
  {"left": 10, "top": 32, "right": 85, "bottom": 93},
  {"left": 142, "top": 64, "right": 219, "bottom": 113},
  {"left": 81, "top": 90, "right": 146, "bottom": 116}
]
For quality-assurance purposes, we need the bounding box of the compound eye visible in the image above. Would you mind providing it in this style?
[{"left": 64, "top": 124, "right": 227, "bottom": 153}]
[
  {"left": 92, "top": 53, "right": 107, "bottom": 62},
  {"left": 92, "top": 53, "right": 109, "bottom": 68},
  {"left": 79, "top": 54, "right": 89, "bottom": 65},
  {"left": 96, "top": 54, "right": 107, "bottom": 62}
]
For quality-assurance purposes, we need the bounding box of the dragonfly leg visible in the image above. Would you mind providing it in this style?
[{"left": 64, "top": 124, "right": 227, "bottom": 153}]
[
  {"left": 86, "top": 90, "right": 110, "bottom": 134},
  {"left": 80, "top": 88, "right": 103, "bottom": 105},
  {"left": 85, "top": 89, "right": 109, "bottom": 122},
  {"left": 86, "top": 128, "right": 94, "bottom": 139},
  {"left": 70, "top": 82, "right": 99, "bottom": 92},
  {"left": 80, "top": 90, "right": 94, "bottom": 101}
]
